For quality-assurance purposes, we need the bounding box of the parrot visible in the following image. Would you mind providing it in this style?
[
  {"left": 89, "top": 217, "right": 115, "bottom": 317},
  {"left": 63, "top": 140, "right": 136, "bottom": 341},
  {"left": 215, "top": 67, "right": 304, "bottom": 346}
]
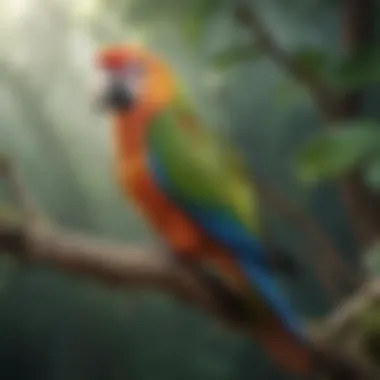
[{"left": 94, "top": 44, "right": 316, "bottom": 375}]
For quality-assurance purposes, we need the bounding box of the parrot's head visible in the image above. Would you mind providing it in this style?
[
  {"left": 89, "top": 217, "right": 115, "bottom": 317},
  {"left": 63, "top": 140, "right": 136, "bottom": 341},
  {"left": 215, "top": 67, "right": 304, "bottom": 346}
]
[{"left": 95, "top": 44, "right": 176, "bottom": 114}]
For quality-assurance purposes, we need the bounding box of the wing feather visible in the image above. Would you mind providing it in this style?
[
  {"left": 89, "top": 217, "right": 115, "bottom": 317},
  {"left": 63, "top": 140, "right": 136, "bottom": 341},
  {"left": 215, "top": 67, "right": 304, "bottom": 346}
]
[{"left": 146, "top": 98, "right": 306, "bottom": 339}]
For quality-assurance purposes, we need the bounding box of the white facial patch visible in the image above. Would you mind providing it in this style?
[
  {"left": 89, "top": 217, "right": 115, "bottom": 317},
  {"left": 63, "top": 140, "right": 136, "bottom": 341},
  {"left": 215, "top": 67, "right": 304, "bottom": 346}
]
[{"left": 115, "top": 62, "right": 145, "bottom": 97}]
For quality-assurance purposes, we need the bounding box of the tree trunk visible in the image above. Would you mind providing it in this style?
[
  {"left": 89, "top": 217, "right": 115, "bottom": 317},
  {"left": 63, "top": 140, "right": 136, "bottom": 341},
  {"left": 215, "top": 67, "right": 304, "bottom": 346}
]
[{"left": 333, "top": 0, "right": 380, "bottom": 250}]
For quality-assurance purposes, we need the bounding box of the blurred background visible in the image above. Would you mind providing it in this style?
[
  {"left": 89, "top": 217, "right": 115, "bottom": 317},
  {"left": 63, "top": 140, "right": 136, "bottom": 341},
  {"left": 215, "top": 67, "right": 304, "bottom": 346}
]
[{"left": 1, "top": 0, "right": 380, "bottom": 379}]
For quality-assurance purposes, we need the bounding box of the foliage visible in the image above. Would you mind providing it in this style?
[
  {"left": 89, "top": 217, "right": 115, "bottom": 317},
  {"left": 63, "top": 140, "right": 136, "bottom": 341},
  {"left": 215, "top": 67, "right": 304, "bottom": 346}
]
[
  {"left": 335, "top": 50, "right": 380, "bottom": 90},
  {"left": 181, "top": 0, "right": 227, "bottom": 45},
  {"left": 296, "top": 120, "right": 380, "bottom": 183},
  {"left": 296, "top": 119, "right": 380, "bottom": 196}
]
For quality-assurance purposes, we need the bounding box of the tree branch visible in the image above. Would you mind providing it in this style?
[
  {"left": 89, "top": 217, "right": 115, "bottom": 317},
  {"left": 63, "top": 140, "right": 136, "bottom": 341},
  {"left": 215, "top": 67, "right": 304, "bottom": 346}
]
[
  {"left": 232, "top": 1, "right": 380, "bottom": 305},
  {"left": 0, "top": 158, "right": 233, "bottom": 327},
  {"left": 233, "top": 1, "right": 338, "bottom": 115},
  {"left": 0, "top": 161, "right": 379, "bottom": 378},
  {"left": 0, "top": 216, "right": 378, "bottom": 379},
  {"left": 234, "top": 0, "right": 380, "bottom": 251},
  {"left": 0, "top": 220, "right": 222, "bottom": 315},
  {"left": 321, "top": 280, "right": 380, "bottom": 341}
]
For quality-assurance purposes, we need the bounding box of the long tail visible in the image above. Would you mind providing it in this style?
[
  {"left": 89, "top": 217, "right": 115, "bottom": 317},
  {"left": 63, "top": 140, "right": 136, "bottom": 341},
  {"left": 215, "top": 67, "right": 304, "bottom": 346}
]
[
  {"left": 255, "top": 319, "right": 314, "bottom": 374},
  {"left": 182, "top": 254, "right": 315, "bottom": 374}
]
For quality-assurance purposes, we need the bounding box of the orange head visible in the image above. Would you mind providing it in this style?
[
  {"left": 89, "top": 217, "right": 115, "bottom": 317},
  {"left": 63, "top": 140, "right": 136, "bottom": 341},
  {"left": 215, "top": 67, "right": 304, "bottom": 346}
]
[{"left": 95, "top": 44, "right": 176, "bottom": 114}]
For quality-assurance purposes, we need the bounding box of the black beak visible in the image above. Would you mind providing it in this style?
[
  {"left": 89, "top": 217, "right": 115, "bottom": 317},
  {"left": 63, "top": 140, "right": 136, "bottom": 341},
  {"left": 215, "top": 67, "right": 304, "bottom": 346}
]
[{"left": 100, "top": 81, "right": 135, "bottom": 112}]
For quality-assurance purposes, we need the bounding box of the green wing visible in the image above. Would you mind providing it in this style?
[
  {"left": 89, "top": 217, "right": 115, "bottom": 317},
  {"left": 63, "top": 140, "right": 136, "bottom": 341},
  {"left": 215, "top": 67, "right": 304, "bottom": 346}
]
[
  {"left": 147, "top": 91, "right": 261, "bottom": 234},
  {"left": 146, "top": 95, "right": 308, "bottom": 340}
]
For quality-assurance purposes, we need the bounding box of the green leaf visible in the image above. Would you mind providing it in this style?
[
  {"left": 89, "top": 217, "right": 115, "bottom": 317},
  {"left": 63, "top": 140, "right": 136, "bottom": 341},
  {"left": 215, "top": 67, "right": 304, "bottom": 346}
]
[
  {"left": 335, "top": 50, "right": 380, "bottom": 89},
  {"left": 182, "top": 0, "right": 223, "bottom": 45},
  {"left": 211, "top": 44, "right": 262, "bottom": 70},
  {"left": 296, "top": 121, "right": 380, "bottom": 183}
]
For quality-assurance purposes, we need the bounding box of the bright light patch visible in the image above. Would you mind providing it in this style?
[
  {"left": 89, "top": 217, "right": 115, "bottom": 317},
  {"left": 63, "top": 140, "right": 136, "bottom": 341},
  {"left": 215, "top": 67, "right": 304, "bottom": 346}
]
[
  {"left": 73, "top": 0, "right": 99, "bottom": 19},
  {"left": 2, "top": 0, "right": 30, "bottom": 23},
  {"left": 70, "top": 30, "right": 96, "bottom": 68}
]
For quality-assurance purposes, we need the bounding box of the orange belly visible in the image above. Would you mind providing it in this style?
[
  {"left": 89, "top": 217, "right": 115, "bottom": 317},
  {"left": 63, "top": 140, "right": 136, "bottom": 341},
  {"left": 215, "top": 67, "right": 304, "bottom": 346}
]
[
  {"left": 117, "top": 157, "right": 247, "bottom": 289},
  {"left": 112, "top": 107, "right": 246, "bottom": 288},
  {"left": 118, "top": 156, "right": 205, "bottom": 254}
]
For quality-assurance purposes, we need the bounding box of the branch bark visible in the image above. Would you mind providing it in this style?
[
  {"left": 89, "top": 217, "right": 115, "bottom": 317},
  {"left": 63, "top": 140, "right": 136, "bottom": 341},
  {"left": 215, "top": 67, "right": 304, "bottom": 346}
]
[
  {"left": 0, "top": 216, "right": 379, "bottom": 379},
  {"left": 0, "top": 220, "right": 223, "bottom": 315},
  {"left": 0, "top": 162, "right": 379, "bottom": 378}
]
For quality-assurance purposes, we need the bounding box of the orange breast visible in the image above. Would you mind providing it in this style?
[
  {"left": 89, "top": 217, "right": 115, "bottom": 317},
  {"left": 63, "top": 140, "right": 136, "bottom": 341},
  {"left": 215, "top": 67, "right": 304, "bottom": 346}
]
[
  {"left": 118, "top": 152, "right": 205, "bottom": 254},
  {"left": 113, "top": 108, "right": 246, "bottom": 288},
  {"left": 117, "top": 155, "right": 246, "bottom": 289}
]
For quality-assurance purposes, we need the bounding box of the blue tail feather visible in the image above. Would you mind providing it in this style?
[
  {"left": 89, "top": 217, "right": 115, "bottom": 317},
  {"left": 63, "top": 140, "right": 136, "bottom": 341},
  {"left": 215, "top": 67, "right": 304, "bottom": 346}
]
[{"left": 149, "top": 152, "right": 307, "bottom": 341}]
